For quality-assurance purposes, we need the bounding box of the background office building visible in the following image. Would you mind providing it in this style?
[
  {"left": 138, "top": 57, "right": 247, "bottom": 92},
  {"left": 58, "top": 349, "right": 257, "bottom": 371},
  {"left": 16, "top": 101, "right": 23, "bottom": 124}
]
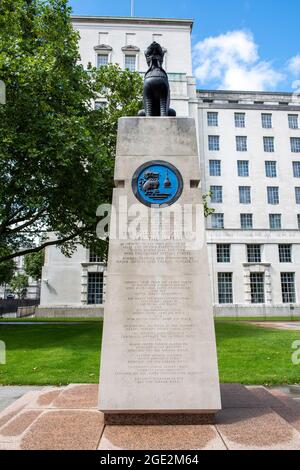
[{"left": 39, "top": 16, "right": 300, "bottom": 317}]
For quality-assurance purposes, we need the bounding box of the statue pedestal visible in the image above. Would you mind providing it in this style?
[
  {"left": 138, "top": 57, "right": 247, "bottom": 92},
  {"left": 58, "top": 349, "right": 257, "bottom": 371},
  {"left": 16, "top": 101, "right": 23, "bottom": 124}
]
[{"left": 99, "top": 118, "right": 221, "bottom": 424}]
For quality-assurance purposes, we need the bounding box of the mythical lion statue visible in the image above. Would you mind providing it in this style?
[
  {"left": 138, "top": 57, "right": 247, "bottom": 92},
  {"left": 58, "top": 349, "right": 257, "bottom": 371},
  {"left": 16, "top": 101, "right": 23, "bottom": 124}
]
[{"left": 138, "top": 42, "right": 176, "bottom": 117}]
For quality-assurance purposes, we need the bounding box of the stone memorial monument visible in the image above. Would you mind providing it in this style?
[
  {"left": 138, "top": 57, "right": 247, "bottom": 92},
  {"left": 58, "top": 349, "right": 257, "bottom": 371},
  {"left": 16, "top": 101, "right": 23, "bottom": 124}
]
[{"left": 99, "top": 44, "right": 221, "bottom": 425}]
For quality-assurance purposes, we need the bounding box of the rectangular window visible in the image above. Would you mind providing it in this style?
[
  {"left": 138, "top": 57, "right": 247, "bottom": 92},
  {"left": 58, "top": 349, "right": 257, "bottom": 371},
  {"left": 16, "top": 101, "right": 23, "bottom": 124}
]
[
  {"left": 247, "top": 245, "right": 262, "bottom": 263},
  {"left": 218, "top": 273, "right": 233, "bottom": 304},
  {"left": 237, "top": 160, "right": 249, "bottom": 177},
  {"left": 288, "top": 114, "right": 299, "bottom": 129},
  {"left": 87, "top": 272, "right": 104, "bottom": 305},
  {"left": 250, "top": 273, "right": 265, "bottom": 304},
  {"left": 239, "top": 186, "right": 251, "bottom": 204},
  {"left": 269, "top": 214, "right": 281, "bottom": 229},
  {"left": 211, "top": 213, "right": 224, "bottom": 229},
  {"left": 265, "top": 161, "right": 277, "bottom": 178},
  {"left": 262, "top": 113, "right": 272, "bottom": 128},
  {"left": 281, "top": 273, "right": 296, "bottom": 303},
  {"left": 234, "top": 113, "right": 246, "bottom": 128},
  {"left": 125, "top": 54, "right": 136, "bottom": 71},
  {"left": 94, "top": 101, "right": 107, "bottom": 110},
  {"left": 291, "top": 137, "right": 300, "bottom": 153},
  {"left": 208, "top": 135, "right": 220, "bottom": 151},
  {"left": 210, "top": 185, "right": 223, "bottom": 203},
  {"left": 296, "top": 187, "right": 300, "bottom": 204},
  {"left": 293, "top": 162, "right": 300, "bottom": 178},
  {"left": 89, "top": 250, "right": 101, "bottom": 263},
  {"left": 240, "top": 214, "right": 253, "bottom": 229},
  {"left": 264, "top": 137, "right": 275, "bottom": 152},
  {"left": 97, "top": 54, "right": 109, "bottom": 68},
  {"left": 207, "top": 112, "right": 218, "bottom": 127},
  {"left": 209, "top": 160, "right": 221, "bottom": 176},
  {"left": 236, "top": 136, "right": 247, "bottom": 152},
  {"left": 217, "top": 244, "right": 231, "bottom": 263},
  {"left": 279, "top": 244, "right": 292, "bottom": 263},
  {"left": 267, "top": 186, "right": 279, "bottom": 205}
]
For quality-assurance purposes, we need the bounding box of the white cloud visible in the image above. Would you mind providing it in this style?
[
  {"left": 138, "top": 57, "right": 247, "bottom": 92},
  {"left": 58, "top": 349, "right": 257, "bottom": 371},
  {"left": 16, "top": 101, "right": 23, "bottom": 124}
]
[
  {"left": 288, "top": 55, "right": 300, "bottom": 75},
  {"left": 193, "top": 30, "right": 284, "bottom": 91}
]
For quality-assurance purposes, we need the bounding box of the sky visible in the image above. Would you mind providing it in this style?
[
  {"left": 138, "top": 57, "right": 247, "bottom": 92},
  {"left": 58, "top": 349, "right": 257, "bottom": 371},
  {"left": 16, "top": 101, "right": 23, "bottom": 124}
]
[{"left": 69, "top": 0, "right": 300, "bottom": 92}]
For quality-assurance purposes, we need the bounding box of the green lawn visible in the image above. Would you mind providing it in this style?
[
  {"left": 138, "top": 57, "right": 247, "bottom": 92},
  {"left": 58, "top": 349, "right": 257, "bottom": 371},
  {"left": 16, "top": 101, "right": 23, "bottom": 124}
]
[{"left": 0, "top": 320, "right": 299, "bottom": 386}]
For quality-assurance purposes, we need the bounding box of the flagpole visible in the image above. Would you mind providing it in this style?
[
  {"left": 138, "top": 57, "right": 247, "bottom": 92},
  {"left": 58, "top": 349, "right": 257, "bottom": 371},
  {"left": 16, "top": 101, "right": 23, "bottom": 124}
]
[{"left": 131, "top": 0, "right": 134, "bottom": 17}]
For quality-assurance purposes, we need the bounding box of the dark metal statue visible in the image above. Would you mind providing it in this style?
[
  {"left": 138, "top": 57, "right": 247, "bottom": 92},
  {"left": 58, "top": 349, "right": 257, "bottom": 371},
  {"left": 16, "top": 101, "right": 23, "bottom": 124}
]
[{"left": 138, "top": 42, "right": 176, "bottom": 117}]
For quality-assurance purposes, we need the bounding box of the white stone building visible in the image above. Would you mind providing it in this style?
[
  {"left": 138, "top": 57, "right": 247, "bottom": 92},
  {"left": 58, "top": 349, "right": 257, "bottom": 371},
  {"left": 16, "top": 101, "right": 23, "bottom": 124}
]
[
  {"left": 0, "top": 255, "right": 40, "bottom": 300},
  {"left": 39, "top": 16, "right": 300, "bottom": 317}
]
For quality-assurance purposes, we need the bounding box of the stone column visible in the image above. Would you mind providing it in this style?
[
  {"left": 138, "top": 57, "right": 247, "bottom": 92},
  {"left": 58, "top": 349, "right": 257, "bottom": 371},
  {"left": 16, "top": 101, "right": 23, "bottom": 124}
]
[{"left": 99, "top": 117, "right": 221, "bottom": 425}]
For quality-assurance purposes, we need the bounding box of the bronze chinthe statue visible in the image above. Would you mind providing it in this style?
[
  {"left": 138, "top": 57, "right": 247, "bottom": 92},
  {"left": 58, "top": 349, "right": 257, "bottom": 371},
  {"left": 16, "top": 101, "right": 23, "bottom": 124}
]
[{"left": 138, "top": 42, "right": 176, "bottom": 117}]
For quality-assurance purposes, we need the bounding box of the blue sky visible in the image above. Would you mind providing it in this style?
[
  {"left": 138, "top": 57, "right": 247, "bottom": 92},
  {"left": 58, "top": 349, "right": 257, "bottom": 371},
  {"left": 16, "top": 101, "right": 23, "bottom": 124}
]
[{"left": 69, "top": 0, "right": 300, "bottom": 92}]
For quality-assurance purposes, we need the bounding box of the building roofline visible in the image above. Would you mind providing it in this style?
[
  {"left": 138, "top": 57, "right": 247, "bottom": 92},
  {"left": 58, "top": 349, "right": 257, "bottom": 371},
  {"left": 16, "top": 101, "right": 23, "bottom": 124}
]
[
  {"left": 197, "top": 89, "right": 297, "bottom": 97},
  {"left": 71, "top": 15, "right": 194, "bottom": 31}
]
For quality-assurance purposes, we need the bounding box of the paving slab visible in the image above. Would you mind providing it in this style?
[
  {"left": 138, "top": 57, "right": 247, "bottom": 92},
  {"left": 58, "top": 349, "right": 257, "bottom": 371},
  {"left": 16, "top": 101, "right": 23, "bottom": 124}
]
[
  {"left": 0, "top": 386, "right": 43, "bottom": 412},
  {"left": 216, "top": 407, "right": 300, "bottom": 450},
  {"left": 220, "top": 383, "right": 263, "bottom": 408},
  {"left": 0, "top": 384, "right": 299, "bottom": 450},
  {"left": 20, "top": 410, "right": 104, "bottom": 450},
  {"left": 99, "top": 424, "right": 226, "bottom": 450}
]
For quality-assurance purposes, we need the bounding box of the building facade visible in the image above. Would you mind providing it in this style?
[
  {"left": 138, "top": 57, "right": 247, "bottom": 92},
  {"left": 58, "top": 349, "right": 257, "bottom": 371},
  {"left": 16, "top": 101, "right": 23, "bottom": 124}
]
[{"left": 39, "top": 16, "right": 300, "bottom": 317}]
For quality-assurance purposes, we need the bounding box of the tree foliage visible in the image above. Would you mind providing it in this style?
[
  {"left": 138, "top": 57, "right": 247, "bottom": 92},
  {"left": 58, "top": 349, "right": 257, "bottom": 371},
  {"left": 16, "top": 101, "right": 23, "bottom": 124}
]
[
  {"left": 10, "top": 273, "right": 28, "bottom": 299},
  {"left": 0, "top": 256, "right": 15, "bottom": 285},
  {"left": 24, "top": 250, "right": 44, "bottom": 280},
  {"left": 0, "top": 0, "right": 143, "bottom": 263}
]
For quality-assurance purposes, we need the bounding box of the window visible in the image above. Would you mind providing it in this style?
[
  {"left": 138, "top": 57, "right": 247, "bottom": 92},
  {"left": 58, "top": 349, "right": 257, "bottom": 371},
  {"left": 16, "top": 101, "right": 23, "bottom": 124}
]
[
  {"left": 209, "top": 160, "right": 221, "bottom": 176},
  {"left": 87, "top": 272, "right": 103, "bottom": 305},
  {"left": 250, "top": 273, "right": 265, "bottom": 304},
  {"left": 269, "top": 214, "right": 281, "bottom": 229},
  {"left": 239, "top": 186, "right": 251, "bottom": 204},
  {"left": 247, "top": 245, "right": 261, "bottom": 263},
  {"left": 298, "top": 214, "right": 300, "bottom": 229},
  {"left": 235, "top": 113, "right": 246, "bottom": 128},
  {"left": 94, "top": 101, "right": 107, "bottom": 110},
  {"left": 288, "top": 114, "right": 299, "bottom": 129},
  {"left": 267, "top": 187, "right": 279, "bottom": 205},
  {"left": 279, "top": 245, "right": 292, "bottom": 263},
  {"left": 124, "top": 54, "right": 136, "bottom": 71},
  {"left": 296, "top": 187, "right": 300, "bottom": 204},
  {"left": 208, "top": 135, "right": 220, "bottom": 151},
  {"left": 291, "top": 137, "right": 300, "bottom": 153},
  {"left": 265, "top": 161, "right": 277, "bottom": 178},
  {"left": 236, "top": 136, "right": 247, "bottom": 152},
  {"left": 217, "top": 244, "right": 231, "bottom": 263},
  {"left": 211, "top": 213, "right": 224, "bottom": 229},
  {"left": 97, "top": 54, "right": 109, "bottom": 68},
  {"left": 218, "top": 273, "right": 233, "bottom": 304},
  {"left": 207, "top": 112, "right": 218, "bottom": 127},
  {"left": 264, "top": 137, "right": 275, "bottom": 153},
  {"left": 210, "top": 185, "right": 223, "bottom": 203},
  {"left": 237, "top": 161, "right": 249, "bottom": 177},
  {"left": 89, "top": 250, "right": 101, "bottom": 263},
  {"left": 240, "top": 214, "right": 253, "bottom": 229},
  {"left": 281, "top": 273, "right": 296, "bottom": 303},
  {"left": 293, "top": 162, "right": 300, "bottom": 177},
  {"left": 262, "top": 113, "right": 272, "bottom": 128}
]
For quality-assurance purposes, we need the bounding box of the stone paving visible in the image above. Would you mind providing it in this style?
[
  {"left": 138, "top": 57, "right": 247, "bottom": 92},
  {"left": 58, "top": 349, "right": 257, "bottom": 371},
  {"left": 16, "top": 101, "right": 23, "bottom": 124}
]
[
  {"left": 247, "top": 321, "right": 300, "bottom": 331},
  {"left": 0, "top": 386, "right": 44, "bottom": 413},
  {"left": 0, "top": 383, "right": 300, "bottom": 450}
]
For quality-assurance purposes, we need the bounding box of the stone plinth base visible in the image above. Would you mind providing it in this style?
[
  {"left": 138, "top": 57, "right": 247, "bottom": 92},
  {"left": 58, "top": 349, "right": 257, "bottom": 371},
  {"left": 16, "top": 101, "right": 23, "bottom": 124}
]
[{"left": 103, "top": 413, "right": 216, "bottom": 426}]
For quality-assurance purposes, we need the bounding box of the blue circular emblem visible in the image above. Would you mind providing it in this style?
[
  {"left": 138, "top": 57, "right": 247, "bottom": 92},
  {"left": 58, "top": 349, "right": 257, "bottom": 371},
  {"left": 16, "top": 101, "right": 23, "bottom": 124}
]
[{"left": 132, "top": 161, "right": 183, "bottom": 207}]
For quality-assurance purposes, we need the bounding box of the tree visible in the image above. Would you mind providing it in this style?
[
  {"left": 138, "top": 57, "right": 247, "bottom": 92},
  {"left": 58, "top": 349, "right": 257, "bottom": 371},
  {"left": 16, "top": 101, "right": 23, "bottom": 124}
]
[
  {"left": 24, "top": 250, "right": 44, "bottom": 280},
  {"left": 10, "top": 273, "right": 28, "bottom": 299},
  {"left": 0, "top": 257, "right": 15, "bottom": 285},
  {"left": 0, "top": 0, "right": 143, "bottom": 263}
]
